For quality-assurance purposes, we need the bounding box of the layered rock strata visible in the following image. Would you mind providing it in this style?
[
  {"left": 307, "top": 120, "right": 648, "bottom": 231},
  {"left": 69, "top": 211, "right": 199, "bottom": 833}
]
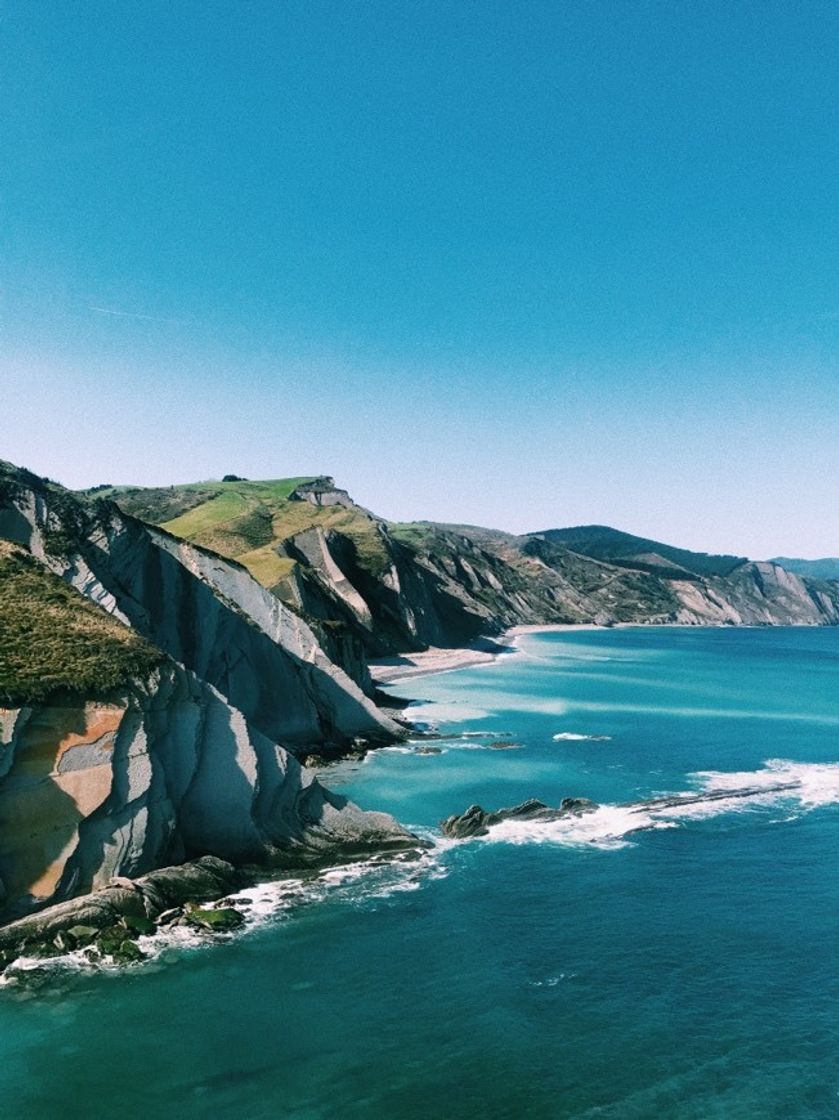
[
  {"left": 0, "top": 665, "right": 415, "bottom": 920},
  {"left": 0, "top": 463, "right": 414, "bottom": 924}
]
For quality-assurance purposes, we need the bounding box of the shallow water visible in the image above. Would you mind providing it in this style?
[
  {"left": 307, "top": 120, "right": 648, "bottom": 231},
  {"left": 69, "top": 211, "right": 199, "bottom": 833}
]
[{"left": 3, "top": 627, "right": 839, "bottom": 1118}]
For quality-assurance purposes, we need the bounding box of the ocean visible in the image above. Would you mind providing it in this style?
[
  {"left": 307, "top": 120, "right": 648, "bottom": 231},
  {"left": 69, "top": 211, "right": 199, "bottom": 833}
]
[{"left": 2, "top": 626, "right": 839, "bottom": 1119}]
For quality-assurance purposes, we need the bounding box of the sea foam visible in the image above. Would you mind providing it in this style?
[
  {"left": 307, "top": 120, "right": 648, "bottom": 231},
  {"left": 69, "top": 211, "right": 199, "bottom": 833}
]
[
  {"left": 552, "top": 731, "right": 613, "bottom": 742},
  {"left": 478, "top": 760, "right": 839, "bottom": 851}
]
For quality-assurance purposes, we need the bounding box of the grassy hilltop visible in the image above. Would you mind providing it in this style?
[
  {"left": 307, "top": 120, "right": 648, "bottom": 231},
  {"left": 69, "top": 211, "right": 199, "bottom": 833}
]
[{"left": 84, "top": 476, "right": 393, "bottom": 593}]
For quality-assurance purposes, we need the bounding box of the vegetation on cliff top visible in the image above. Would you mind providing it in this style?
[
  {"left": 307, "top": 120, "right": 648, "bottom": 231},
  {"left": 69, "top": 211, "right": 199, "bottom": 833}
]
[
  {"left": 84, "top": 476, "right": 394, "bottom": 589},
  {"left": 0, "top": 543, "right": 163, "bottom": 706},
  {"left": 533, "top": 525, "right": 746, "bottom": 580}
]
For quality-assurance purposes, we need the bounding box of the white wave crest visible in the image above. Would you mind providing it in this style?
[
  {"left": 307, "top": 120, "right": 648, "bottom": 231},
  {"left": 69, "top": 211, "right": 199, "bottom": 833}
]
[
  {"left": 552, "top": 732, "right": 613, "bottom": 742},
  {"left": 487, "top": 805, "right": 676, "bottom": 850},
  {"left": 690, "top": 758, "right": 839, "bottom": 808},
  {"left": 476, "top": 759, "right": 839, "bottom": 851}
]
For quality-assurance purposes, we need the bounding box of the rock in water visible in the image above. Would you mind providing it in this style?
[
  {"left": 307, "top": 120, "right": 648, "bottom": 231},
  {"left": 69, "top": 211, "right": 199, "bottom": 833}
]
[
  {"left": 441, "top": 797, "right": 598, "bottom": 839},
  {"left": 441, "top": 805, "right": 493, "bottom": 839},
  {"left": 559, "top": 797, "right": 599, "bottom": 815}
]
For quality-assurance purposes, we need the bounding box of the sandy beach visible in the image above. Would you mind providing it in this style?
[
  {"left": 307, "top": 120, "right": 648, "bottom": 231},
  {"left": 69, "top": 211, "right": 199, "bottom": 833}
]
[
  {"left": 369, "top": 624, "right": 614, "bottom": 685},
  {"left": 369, "top": 642, "right": 509, "bottom": 684},
  {"left": 505, "top": 622, "right": 611, "bottom": 636}
]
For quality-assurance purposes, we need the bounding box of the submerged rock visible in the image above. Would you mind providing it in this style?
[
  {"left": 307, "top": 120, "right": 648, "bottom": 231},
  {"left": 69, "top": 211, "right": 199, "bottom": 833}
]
[{"left": 441, "top": 797, "right": 598, "bottom": 839}]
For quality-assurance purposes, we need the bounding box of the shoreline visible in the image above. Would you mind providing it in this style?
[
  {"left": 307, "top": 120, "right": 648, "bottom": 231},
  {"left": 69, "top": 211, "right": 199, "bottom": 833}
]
[
  {"left": 369, "top": 623, "right": 613, "bottom": 686},
  {"left": 370, "top": 642, "right": 509, "bottom": 685},
  {"left": 371, "top": 619, "right": 782, "bottom": 688}
]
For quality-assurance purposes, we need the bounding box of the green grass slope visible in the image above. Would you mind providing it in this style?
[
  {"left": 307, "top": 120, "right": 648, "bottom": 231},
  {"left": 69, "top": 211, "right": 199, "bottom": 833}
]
[
  {"left": 0, "top": 542, "right": 163, "bottom": 706},
  {"left": 82, "top": 477, "right": 393, "bottom": 590}
]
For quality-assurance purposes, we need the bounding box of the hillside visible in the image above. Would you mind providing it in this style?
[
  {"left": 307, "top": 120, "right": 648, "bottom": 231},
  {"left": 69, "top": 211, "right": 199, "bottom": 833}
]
[
  {"left": 771, "top": 557, "right": 839, "bottom": 581},
  {"left": 0, "top": 461, "right": 412, "bottom": 929},
  {"left": 83, "top": 478, "right": 694, "bottom": 663},
  {"left": 532, "top": 525, "right": 746, "bottom": 580},
  {"left": 78, "top": 476, "right": 839, "bottom": 688},
  {"left": 0, "top": 540, "right": 163, "bottom": 706}
]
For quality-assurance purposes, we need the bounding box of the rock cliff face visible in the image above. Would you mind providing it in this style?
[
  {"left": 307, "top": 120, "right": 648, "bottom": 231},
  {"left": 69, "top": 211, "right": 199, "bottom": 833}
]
[
  {"left": 0, "top": 666, "right": 409, "bottom": 920},
  {"left": 0, "top": 463, "right": 413, "bottom": 921},
  {"left": 96, "top": 476, "right": 839, "bottom": 679},
  {"left": 669, "top": 561, "right": 839, "bottom": 625},
  {"left": 273, "top": 513, "right": 839, "bottom": 658},
  {"left": 3, "top": 466, "right": 399, "bottom": 750}
]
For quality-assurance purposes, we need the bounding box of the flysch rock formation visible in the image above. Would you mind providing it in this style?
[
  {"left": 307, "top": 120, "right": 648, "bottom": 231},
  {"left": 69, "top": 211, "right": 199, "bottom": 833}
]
[
  {"left": 0, "top": 667, "right": 412, "bottom": 919},
  {"left": 3, "top": 466, "right": 401, "bottom": 753},
  {"left": 0, "top": 462, "right": 416, "bottom": 930},
  {"left": 669, "top": 561, "right": 839, "bottom": 625},
  {"left": 98, "top": 477, "right": 839, "bottom": 692}
]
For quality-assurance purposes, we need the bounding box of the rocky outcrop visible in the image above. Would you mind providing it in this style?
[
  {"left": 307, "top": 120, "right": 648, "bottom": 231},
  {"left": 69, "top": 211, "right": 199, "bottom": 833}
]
[
  {"left": 0, "top": 461, "right": 418, "bottom": 927},
  {"left": 289, "top": 477, "right": 355, "bottom": 509},
  {"left": 0, "top": 855, "right": 245, "bottom": 963},
  {"left": 441, "top": 797, "right": 598, "bottom": 839},
  {"left": 0, "top": 662, "right": 416, "bottom": 921}
]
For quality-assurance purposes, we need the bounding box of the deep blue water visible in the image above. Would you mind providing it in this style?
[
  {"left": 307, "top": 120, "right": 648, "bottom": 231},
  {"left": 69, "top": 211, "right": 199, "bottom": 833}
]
[{"left": 3, "top": 627, "right": 839, "bottom": 1119}]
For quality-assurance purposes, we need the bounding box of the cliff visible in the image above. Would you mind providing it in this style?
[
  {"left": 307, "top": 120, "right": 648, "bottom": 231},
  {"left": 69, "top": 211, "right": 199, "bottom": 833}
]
[
  {"left": 96, "top": 476, "right": 839, "bottom": 676},
  {"left": 531, "top": 525, "right": 839, "bottom": 626},
  {"left": 0, "top": 464, "right": 413, "bottom": 923},
  {"left": 3, "top": 461, "right": 835, "bottom": 931},
  {"left": 0, "top": 665, "right": 408, "bottom": 921}
]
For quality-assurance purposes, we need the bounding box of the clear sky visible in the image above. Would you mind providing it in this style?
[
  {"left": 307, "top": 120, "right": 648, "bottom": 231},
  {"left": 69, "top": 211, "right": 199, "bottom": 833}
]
[{"left": 3, "top": 1, "right": 838, "bottom": 558}]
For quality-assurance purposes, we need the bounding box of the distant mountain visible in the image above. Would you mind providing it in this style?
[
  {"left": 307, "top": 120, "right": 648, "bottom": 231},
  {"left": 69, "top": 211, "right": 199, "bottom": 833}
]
[
  {"left": 771, "top": 557, "right": 839, "bottom": 581},
  {"left": 530, "top": 525, "right": 746, "bottom": 580}
]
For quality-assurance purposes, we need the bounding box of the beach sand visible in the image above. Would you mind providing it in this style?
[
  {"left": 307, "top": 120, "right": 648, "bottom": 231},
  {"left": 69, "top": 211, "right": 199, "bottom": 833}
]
[
  {"left": 369, "top": 624, "right": 613, "bottom": 684},
  {"left": 369, "top": 640, "right": 512, "bottom": 684}
]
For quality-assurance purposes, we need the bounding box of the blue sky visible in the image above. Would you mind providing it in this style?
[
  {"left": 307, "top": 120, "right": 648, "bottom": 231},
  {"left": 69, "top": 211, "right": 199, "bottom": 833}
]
[{"left": 3, "top": 1, "right": 838, "bottom": 557}]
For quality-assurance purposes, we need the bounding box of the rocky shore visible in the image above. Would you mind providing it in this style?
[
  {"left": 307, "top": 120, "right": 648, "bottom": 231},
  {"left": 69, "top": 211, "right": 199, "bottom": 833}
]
[
  {"left": 0, "top": 856, "right": 248, "bottom": 974},
  {"left": 441, "top": 797, "right": 598, "bottom": 838},
  {"left": 0, "top": 830, "right": 431, "bottom": 980}
]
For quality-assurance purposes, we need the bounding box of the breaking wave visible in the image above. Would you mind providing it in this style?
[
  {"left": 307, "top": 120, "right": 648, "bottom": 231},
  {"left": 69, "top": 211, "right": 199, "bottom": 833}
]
[
  {"left": 552, "top": 732, "right": 613, "bottom": 742},
  {"left": 479, "top": 760, "right": 839, "bottom": 851}
]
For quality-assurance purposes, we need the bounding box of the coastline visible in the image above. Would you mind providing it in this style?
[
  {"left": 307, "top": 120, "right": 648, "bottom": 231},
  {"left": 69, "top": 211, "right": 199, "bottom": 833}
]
[
  {"left": 370, "top": 641, "right": 509, "bottom": 684},
  {"left": 372, "top": 620, "right": 775, "bottom": 688},
  {"left": 370, "top": 623, "right": 612, "bottom": 686}
]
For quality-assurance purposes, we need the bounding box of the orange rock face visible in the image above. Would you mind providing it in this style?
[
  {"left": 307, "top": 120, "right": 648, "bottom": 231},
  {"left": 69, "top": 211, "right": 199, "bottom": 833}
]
[{"left": 0, "top": 703, "right": 126, "bottom": 903}]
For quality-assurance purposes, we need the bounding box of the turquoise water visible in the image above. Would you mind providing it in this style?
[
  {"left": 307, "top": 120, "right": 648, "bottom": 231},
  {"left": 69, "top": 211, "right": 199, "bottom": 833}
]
[{"left": 3, "top": 627, "right": 839, "bottom": 1118}]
